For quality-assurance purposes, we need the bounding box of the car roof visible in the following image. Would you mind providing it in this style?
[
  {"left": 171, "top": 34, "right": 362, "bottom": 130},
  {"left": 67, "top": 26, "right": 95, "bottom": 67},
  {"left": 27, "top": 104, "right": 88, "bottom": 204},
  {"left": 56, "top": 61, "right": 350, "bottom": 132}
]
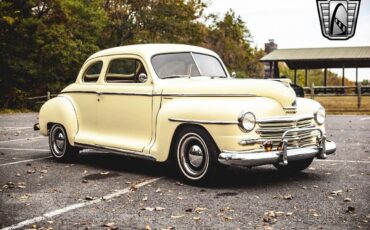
[{"left": 87, "top": 44, "right": 219, "bottom": 61}]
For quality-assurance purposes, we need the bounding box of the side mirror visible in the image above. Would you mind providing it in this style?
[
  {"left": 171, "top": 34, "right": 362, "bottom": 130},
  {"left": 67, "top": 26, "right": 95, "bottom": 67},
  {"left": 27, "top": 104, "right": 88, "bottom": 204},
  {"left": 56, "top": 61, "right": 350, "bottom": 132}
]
[
  {"left": 138, "top": 73, "right": 148, "bottom": 83},
  {"left": 231, "top": 71, "right": 236, "bottom": 78}
]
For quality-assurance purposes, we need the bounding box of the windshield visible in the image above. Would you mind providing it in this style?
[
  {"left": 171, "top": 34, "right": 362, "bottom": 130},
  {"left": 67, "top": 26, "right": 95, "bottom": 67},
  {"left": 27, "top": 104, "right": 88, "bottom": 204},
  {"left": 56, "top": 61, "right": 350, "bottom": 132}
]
[{"left": 151, "top": 52, "right": 227, "bottom": 79}]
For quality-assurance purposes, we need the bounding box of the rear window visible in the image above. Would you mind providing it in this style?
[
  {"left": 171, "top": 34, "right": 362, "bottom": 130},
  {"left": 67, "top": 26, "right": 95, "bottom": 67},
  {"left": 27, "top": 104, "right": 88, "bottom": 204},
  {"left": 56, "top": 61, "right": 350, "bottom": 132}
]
[{"left": 82, "top": 61, "right": 103, "bottom": 83}]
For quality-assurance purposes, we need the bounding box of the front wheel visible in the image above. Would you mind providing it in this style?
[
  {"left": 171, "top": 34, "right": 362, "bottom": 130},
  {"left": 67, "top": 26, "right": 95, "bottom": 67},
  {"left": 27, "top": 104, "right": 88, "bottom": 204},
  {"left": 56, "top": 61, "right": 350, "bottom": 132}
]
[
  {"left": 174, "top": 127, "right": 220, "bottom": 184},
  {"left": 49, "top": 124, "right": 79, "bottom": 161},
  {"left": 273, "top": 158, "right": 314, "bottom": 172}
]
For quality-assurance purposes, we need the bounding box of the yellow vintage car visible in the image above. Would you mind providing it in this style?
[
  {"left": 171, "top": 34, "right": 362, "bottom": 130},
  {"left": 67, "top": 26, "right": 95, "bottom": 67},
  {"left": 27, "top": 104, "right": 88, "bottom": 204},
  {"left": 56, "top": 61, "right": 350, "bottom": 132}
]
[{"left": 38, "top": 44, "right": 336, "bottom": 183}]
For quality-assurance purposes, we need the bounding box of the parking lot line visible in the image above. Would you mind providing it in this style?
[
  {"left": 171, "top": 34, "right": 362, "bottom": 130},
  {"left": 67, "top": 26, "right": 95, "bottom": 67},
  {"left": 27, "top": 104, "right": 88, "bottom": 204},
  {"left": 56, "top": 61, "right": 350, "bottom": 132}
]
[
  {"left": 0, "top": 127, "right": 33, "bottom": 130},
  {"left": 360, "top": 117, "right": 370, "bottom": 121},
  {"left": 0, "top": 156, "right": 51, "bottom": 167},
  {"left": 0, "top": 147, "right": 49, "bottom": 152},
  {"left": 0, "top": 136, "right": 44, "bottom": 144},
  {"left": 1, "top": 177, "right": 162, "bottom": 230},
  {"left": 317, "top": 159, "right": 370, "bottom": 164}
]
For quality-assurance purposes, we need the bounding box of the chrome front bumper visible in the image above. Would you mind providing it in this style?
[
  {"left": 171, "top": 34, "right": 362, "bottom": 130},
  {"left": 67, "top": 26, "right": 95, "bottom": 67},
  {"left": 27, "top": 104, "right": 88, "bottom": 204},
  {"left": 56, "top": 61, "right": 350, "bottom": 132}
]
[{"left": 218, "top": 127, "right": 337, "bottom": 167}]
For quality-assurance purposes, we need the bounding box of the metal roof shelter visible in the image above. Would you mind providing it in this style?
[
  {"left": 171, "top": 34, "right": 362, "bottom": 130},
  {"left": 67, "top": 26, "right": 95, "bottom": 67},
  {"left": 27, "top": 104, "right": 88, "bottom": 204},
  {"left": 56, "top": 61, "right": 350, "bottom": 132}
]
[{"left": 260, "top": 46, "right": 370, "bottom": 86}]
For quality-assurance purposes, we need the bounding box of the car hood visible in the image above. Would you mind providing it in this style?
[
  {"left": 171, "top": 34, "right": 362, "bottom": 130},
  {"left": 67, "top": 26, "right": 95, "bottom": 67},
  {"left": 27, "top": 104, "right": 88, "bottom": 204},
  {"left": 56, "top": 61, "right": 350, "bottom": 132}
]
[{"left": 158, "top": 78, "right": 297, "bottom": 108}]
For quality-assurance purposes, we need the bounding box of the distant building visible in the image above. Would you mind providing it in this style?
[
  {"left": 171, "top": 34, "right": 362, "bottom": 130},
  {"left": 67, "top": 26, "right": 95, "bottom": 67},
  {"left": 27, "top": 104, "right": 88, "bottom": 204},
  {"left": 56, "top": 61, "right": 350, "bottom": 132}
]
[{"left": 264, "top": 39, "right": 278, "bottom": 78}]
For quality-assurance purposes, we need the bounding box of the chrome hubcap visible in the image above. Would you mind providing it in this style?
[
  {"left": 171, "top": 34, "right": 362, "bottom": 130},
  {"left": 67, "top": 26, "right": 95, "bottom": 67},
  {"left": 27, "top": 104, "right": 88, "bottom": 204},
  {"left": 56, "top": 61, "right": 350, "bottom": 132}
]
[
  {"left": 51, "top": 127, "right": 66, "bottom": 157},
  {"left": 188, "top": 145, "right": 203, "bottom": 168},
  {"left": 178, "top": 133, "right": 209, "bottom": 179}
]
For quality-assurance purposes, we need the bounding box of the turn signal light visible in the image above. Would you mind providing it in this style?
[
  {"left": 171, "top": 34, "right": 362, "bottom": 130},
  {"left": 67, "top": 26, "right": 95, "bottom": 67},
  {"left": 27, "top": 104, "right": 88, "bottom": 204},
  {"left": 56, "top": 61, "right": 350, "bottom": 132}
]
[{"left": 264, "top": 141, "right": 273, "bottom": 152}]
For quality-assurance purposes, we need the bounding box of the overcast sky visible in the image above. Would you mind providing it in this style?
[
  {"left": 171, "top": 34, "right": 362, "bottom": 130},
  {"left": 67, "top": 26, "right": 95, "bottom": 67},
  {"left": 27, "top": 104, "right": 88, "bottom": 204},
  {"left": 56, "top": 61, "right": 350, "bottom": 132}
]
[{"left": 206, "top": 0, "right": 370, "bottom": 81}]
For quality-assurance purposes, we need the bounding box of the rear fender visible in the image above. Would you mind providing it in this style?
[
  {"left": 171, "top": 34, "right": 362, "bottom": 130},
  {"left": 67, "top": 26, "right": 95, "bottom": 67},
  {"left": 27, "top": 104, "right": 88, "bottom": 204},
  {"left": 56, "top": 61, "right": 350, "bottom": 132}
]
[{"left": 39, "top": 96, "right": 78, "bottom": 145}]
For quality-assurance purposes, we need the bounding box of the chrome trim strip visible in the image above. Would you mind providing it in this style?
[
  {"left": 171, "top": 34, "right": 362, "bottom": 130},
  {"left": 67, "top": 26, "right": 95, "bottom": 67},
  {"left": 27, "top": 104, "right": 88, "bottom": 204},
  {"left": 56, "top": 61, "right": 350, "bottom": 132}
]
[
  {"left": 219, "top": 140, "right": 336, "bottom": 167},
  {"left": 168, "top": 118, "right": 238, "bottom": 125},
  {"left": 161, "top": 94, "right": 256, "bottom": 97},
  {"left": 60, "top": 91, "right": 256, "bottom": 98},
  {"left": 256, "top": 125, "right": 316, "bottom": 133},
  {"left": 74, "top": 142, "right": 156, "bottom": 161},
  {"left": 257, "top": 115, "right": 314, "bottom": 124}
]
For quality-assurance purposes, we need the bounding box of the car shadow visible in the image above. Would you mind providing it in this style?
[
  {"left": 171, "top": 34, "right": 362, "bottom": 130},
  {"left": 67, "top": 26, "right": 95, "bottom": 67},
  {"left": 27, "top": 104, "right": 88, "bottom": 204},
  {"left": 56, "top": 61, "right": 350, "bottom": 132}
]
[{"left": 62, "top": 151, "right": 326, "bottom": 189}]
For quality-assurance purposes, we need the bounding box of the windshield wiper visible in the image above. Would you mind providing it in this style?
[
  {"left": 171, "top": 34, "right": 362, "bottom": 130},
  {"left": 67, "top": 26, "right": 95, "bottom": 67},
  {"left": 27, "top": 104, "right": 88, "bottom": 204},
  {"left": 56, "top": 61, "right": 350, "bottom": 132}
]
[
  {"left": 210, "top": 75, "right": 227, "bottom": 78},
  {"left": 162, "top": 74, "right": 191, "bottom": 79}
]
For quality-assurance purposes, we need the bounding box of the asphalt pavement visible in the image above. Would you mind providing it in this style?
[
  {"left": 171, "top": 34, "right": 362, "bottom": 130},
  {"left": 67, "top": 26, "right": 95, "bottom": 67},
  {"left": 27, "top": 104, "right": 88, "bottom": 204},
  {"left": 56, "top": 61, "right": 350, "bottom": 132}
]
[{"left": 0, "top": 113, "right": 369, "bottom": 230}]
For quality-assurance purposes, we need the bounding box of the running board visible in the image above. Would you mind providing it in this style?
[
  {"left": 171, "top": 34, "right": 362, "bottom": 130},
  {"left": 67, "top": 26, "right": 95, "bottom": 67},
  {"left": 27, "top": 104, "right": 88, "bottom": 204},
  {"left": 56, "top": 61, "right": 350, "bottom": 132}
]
[{"left": 74, "top": 142, "right": 156, "bottom": 161}]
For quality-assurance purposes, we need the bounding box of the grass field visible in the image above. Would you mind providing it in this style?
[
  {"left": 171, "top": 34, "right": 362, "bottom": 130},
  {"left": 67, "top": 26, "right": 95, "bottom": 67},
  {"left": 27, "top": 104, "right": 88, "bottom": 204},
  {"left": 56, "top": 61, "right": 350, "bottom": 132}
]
[{"left": 308, "top": 95, "right": 370, "bottom": 115}]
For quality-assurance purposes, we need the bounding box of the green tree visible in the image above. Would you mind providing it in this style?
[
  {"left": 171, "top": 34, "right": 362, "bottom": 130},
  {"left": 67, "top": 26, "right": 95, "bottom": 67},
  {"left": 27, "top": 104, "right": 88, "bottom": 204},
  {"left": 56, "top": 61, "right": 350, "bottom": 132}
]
[
  {"left": 0, "top": 0, "right": 107, "bottom": 108},
  {"left": 101, "top": 0, "right": 208, "bottom": 46},
  {"left": 205, "top": 10, "right": 255, "bottom": 77}
]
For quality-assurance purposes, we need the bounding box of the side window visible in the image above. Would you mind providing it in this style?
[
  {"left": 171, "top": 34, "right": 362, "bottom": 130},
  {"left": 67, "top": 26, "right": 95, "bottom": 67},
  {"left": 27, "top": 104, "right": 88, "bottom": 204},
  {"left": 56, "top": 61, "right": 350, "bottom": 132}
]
[
  {"left": 82, "top": 61, "right": 103, "bottom": 83},
  {"left": 106, "top": 58, "right": 147, "bottom": 83}
]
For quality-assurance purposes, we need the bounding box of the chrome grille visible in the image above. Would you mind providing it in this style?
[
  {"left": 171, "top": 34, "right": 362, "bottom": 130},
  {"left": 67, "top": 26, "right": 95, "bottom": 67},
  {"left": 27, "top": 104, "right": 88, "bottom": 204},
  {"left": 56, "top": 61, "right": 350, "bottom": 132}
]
[{"left": 256, "top": 116, "right": 319, "bottom": 148}]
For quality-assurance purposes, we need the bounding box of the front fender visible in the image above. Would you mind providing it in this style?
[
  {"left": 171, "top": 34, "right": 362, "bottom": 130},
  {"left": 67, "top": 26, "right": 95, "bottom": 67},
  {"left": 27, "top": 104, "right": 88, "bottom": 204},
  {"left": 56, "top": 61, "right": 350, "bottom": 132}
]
[
  {"left": 39, "top": 96, "right": 78, "bottom": 145},
  {"left": 150, "top": 97, "right": 285, "bottom": 162}
]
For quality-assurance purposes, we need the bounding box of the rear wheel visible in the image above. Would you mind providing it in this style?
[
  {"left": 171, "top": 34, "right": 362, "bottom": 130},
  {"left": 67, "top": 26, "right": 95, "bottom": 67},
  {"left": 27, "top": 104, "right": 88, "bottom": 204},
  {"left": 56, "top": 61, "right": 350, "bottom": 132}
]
[
  {"left": 174, "top": 127, "right": 220, "bottom": 184},
  {"left": 274, "top": 158, "right": 314, "bottom": 172},
  {"left": 49, "top": 124, "right": 79, "bottom": 161}
]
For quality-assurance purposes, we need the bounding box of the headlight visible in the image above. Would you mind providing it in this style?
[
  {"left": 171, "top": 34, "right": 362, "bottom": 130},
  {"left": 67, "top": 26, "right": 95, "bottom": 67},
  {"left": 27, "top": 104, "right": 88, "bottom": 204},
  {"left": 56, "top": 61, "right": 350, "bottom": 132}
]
[
  {"left": 238, "top": 112, "right": 256, "bottom": 132},
  {"left": 315, "top": 107, "right": 326, "bottom": 125}
]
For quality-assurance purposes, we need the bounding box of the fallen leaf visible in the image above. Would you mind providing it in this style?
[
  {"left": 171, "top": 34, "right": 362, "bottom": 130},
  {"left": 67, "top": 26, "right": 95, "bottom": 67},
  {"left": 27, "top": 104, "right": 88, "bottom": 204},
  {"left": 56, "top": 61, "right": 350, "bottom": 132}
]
[
  {"left": 343, "top": 198, "right": 352, "bottom": 202},
  {"left": 327, "top": 196, "right": 335, "bottom": 200},
  {"left": 177, "top": 196, "right": 183, "bottom": 200},
  {"left": 16, "top": 173, "right": 21, "bottom": 177},
  {"left": 330, "top": 190, "right": 343, "bottom": 196},
  {"left": 100, "top": 171, "right": 109, "bottom": 175},
  {"left": 264, "top": 211, "right": 276, "bottom": 218},
  {"left": 312, "top": 213, "right": 320, "bottom": 217},
  {"left": 19, "top": 194, "right": 31, "bottom": 200},
  {"left": 40, "top": 170, "right": 48, "bottom": 174},
  {"left": 224, "top": 216, "right": 233, "bottom": 221},
  {"left": 185, "top": 208, "right": 192, "bottom": 212},
  {"left": 155, "top": 188, "right": 161, "bottom": 193},
  {"left": 193, "top": 216, "right": 200, "bottom": 221},
  {"left": 263, "top": 226, "right": 273, "bottom": 230},
  {"left": 85, "top": 196, "right": 93, "bottom": 201},
  {"left": 346, "top": 206, "right": 355, "bottom": 213},
  {"left": 102, "top": 222, "right": 117, "bottom": 229},
  {"left": 283, "top": 194, "right": 293, "bottom": 200},
  {"left": 7, "top": 182, "right": 15, "bottom": 189},
  {"left": 155, "top": 207, "right": 165, "bottom": 211},
  {"left": 275, "top": 211, "right": 285, "bottom": 216},
  {"left": 286, "top": 212, "right": 293, "bottom": 216},
  {"left": 17, "top": 185, "right": 26, "bottom": 189},
  {"left": 27, "top": 170, "right": 36, "bottom": 174},
  {"left": 145, "top": 225, "right": 151, "bottom": 230},
  {"left": 142, "top": 196, "right": 148, "bottom": 201},
  {"left": 143, "top": 207, "right": 154, "bottom": 211},
  {"left": 313, "top": 185, "right": 319, "bottom": 189},
  {"left": 171, "top": 215, "right": 184, "bottom": 219},
  {"left": 195, "top": 207, "right": 206, "bottom": 213},
  {"left": 175, "top": 182, "right": 184, "bottom": 186},
  {"left": 130, "top": 185, "right": 138, "bottom": 192},
  {"left": 82, "top": 179, "right": 88, "bottom": 183}
]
